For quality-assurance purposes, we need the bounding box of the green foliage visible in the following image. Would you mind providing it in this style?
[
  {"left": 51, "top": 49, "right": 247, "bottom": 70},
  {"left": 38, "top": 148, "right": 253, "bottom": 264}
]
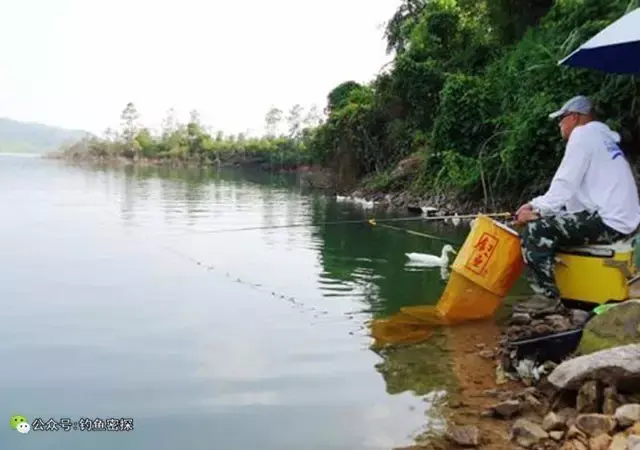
[
  {"left": 58, "top": 0, "right": 640, "bottom": 205},
  {"left": 431, "top": 73, "right": 497, "bottom": 158},
  {"left": 59, "top": 103, "right": 323, "bottom": 170},
  {"left": 486, "top": 0, "right": 555, "bottom": 44},
  {"left": 361, "top": 171, "right": 406, "bottom": 192},
  {"left": 479, "top": 0, "right": 640, "bottom": 200},
  {"left": 327, "top": 81, "right": 364, "bottom": 113},
  {"left": 306, "top": 0, "right": 640, "bottom": 204}
]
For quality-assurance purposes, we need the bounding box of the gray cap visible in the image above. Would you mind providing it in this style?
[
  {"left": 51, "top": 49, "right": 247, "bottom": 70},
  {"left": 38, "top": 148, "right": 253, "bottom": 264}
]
[{"left": 549, "top": 95, "right": 593, "bottom": 119}]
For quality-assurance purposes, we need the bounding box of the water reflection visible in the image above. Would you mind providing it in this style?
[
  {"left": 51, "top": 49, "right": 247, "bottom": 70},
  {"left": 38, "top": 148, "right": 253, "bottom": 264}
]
[{"left": 3, "top": 159, "right": 526, "bottom": 448}]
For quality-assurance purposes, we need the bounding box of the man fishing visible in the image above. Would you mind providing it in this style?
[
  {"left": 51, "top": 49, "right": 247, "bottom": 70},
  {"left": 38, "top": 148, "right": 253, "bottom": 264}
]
[{"left": 515, "top": 95, "right": 640, "bottom": 307}]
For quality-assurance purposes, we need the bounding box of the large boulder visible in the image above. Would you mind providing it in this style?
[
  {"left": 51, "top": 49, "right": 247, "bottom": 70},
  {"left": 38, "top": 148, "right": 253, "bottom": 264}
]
[
  {"left": 577, "top": 300, "right": 640, "bottom": 355},
  {"left": 547, "top": 344, "right": 640, "bottom": 390}
]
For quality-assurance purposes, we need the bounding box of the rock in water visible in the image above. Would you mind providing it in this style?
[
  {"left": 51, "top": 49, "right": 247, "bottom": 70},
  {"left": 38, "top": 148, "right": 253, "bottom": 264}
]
[
  {"left": 547, "top": 344, "right": 640, "bottom": 390},
  {"left": 445, "top": 425, "right": 479, "bottom": 447},
  {"left": 510, "top": 419, "right": 548, "bottom": 448},
  {"left": 577, "top": 300, "right": 640, "bottom": 354},
  {"left": 614, "top": 404, "right": 640, "bottom": 428}
]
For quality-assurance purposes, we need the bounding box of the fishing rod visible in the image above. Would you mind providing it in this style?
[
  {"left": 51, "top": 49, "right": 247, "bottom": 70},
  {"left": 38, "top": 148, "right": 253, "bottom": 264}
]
[
  {"left": 367, "top": 219, "right": 454, "bottom": 243},
  {"left": 190, "top": 212, "right": 513, "bottom": 235}
]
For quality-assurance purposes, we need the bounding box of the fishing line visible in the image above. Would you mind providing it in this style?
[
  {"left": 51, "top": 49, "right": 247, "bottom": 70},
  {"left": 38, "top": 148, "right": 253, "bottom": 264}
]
[
  {"left": 179, "top": 212, "right": 513, "bottom": 235},
  {"left": 81, "top": 191, "right": 512, "bottom": 330},
  {"left": 367, "top": 219, "right": 460, "bottom": 246},
  {"left": 96, "top": 199, "right": 341, "bottom": 321}
]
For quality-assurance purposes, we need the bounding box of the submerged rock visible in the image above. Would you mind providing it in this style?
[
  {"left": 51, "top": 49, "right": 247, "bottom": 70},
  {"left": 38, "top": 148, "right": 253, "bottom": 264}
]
[
  {"left": 547, "top": 344, "right": 640, "bottom": 390},
  {"left": 577, "top": 300, "right": 640, "bottom": 355}
]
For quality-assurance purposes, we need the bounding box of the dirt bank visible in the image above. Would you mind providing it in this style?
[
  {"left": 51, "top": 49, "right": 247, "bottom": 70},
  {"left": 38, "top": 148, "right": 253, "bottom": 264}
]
[{"left": 394, "top": 312, "right": 521, "bottom": 450}]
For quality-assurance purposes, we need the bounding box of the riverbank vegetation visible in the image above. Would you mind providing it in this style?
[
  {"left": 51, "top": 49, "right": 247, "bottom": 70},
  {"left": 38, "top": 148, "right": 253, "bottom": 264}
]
[
  {"left": 55, "top": 103, "right": 327, "bottom": 171},
  {"left": 57, "top": 0, "right": 640, "bottom": 207},
  {"left": 310, "top": 0, "right": 640, "bottom": 207}
]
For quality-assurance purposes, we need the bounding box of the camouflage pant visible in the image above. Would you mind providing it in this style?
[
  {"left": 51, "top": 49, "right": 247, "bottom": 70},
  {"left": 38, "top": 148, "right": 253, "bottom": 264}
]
[{"left": 520, "top": 211, "right": 627, "bottom": 299}]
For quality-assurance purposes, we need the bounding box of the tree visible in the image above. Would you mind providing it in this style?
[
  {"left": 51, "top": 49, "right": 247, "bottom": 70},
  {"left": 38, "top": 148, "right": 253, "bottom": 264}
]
[
  {"left": 119, "top": 102, "right": 141, "bottom": 159},
  {"left": 287, "top": 104, "right": 304, "bottom": 138},
  {"left": 265, "top": 107, "right": 283, "bottom": 138},
  {"left": 161, "top": 108, "right": 178, "bottom": 139},
  {"left": 135, "top": 128, "right": 157, "bottom": 158},
  {"left": 103, "top": 127, "right": 118, "bottom": 142},
  {"left": 304, "top": 104, "right": 323, "bottom": 128},
  {"left": 189, "top": 109, "right": 201, "bottom": 126},
  {"left": 120, "top": 102, "right": 140, "bottom": 143}
]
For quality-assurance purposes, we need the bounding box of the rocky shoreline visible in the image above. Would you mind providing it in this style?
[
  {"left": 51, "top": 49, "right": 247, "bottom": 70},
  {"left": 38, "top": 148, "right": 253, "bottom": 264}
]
[
  {"left": 47, "top": 151, "right": 511, "bottom": 218},
  {"left": 344, "top": 187, "right": 518, "bottom": 220},
  {"left": 418, "top": 300, "right": 640, "bottom": 450}
]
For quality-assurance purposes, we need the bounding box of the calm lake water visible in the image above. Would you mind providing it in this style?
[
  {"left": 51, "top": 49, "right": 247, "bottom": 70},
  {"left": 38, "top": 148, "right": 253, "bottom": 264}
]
[{"left": 0, "top": 154, "right": 521, "bottom": 449}]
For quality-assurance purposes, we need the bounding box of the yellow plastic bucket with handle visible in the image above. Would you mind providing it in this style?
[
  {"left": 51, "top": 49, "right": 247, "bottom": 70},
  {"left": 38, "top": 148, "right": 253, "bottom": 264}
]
[
  {"left": 438, "top": 215, "right": 525, "bottom": 320},
  {"left": 435, "top": 272, "right": 504, "bottom": 321},
  {"left": 370, "top": 215, "right": 526, "bottom": 347}
]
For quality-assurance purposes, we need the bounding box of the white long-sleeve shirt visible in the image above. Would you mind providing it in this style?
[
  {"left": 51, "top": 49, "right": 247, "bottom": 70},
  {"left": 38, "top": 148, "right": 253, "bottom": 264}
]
[{"left": 529, "top": 121, "right": 640, "bottom": 235}]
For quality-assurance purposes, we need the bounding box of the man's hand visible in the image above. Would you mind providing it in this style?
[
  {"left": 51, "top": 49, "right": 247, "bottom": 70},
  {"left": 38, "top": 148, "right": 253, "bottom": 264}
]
[
  {"left": 515, "top": 203, "right": 539, "bottom": 225},
  {"left": 516, "top": 203, "right": 532, "bottom": 215}
]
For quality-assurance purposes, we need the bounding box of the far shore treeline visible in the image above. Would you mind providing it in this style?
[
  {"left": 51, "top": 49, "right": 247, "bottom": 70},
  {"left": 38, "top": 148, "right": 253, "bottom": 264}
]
[{"left": 56, "top": 0, "right": 640, "bottom": 206}]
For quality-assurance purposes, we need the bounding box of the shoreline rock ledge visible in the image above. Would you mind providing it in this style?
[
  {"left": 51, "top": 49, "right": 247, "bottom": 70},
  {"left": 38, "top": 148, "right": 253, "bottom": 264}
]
[{"left": 547, "top": 344, "right": 640, "bottom": 390}]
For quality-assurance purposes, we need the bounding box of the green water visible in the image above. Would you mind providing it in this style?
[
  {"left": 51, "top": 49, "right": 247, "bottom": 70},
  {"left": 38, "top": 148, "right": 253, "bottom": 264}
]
[{"left": 0, "top": 154, "right": 524, "bottom": 449}]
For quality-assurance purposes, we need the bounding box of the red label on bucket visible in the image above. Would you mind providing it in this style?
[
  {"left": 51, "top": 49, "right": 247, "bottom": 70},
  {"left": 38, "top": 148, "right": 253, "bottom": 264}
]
[{"left": 465, "top": 232, "right": 499, "bottom": 276}]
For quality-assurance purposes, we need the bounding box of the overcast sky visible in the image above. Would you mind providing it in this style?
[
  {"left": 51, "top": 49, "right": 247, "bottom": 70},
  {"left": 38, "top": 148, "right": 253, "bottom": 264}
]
[{"left": 0, "top": 0, "right": 400, "bottom": 136}]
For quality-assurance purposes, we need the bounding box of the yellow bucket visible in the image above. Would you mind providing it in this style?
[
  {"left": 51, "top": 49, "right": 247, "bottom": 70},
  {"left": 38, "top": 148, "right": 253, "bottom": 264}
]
[
  {"left": 435, "top": 271, "right": 504, "bottom": 321},
  {"left": 368, "top": 215, "right": 526, "bottom": 346},
  {"left": 438, "top": 215, "right": 525, "bottom": 321},
  {"left": 451, "top": 215, "right": 525, "bottom": 297}
]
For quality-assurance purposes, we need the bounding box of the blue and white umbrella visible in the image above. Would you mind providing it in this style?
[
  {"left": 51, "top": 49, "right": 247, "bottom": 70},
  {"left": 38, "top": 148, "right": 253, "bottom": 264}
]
[{"left": 559, "top": 7, "right": 640, "bottom": 74}]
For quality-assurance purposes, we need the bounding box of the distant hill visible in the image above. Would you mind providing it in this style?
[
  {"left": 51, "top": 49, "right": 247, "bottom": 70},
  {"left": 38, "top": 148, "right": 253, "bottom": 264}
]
[{"left": 0, "top": 118, "right": 89, "bottom": 154}]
